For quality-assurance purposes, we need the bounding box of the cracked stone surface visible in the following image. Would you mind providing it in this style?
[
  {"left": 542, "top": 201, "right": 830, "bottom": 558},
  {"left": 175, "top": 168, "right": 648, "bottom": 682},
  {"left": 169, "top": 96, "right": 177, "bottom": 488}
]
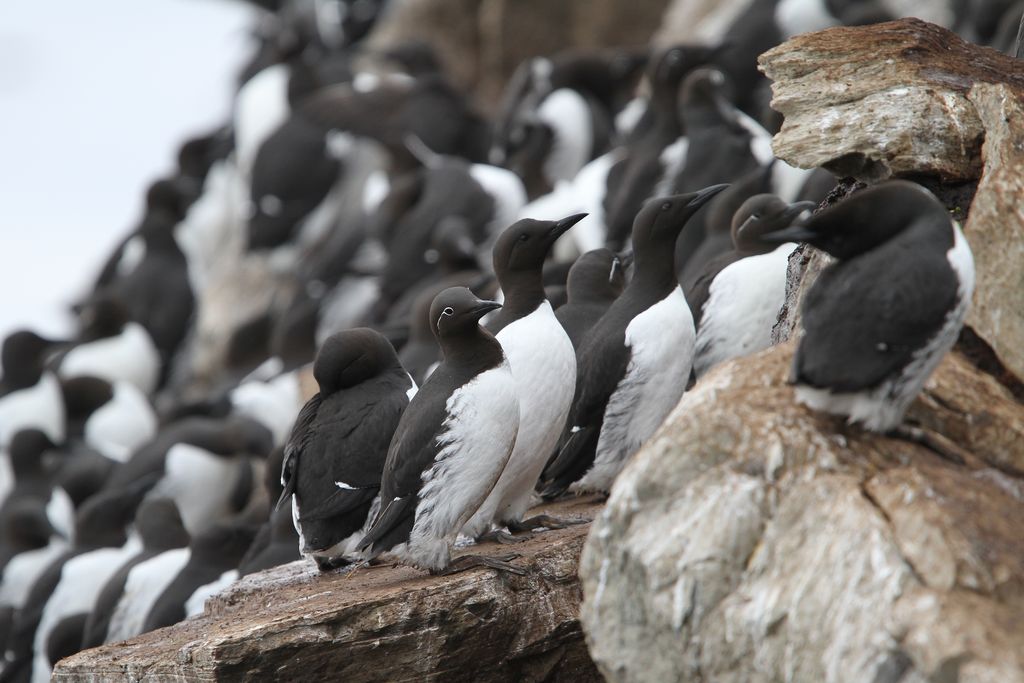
[
  {"left": 53, "top": 497, "right": 603, "bottom": 682},
  {"left": 758, "top": 18, "right": 1024, "bottom": 182},
  {"left": 580, "top": 344, "right": 1024, "bottom": 683}
]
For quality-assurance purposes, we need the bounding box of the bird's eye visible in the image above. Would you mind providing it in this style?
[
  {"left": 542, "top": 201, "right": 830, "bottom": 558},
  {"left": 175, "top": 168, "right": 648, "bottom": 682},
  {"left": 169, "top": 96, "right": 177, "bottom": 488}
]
[
  {"left": 661, "top": 202, "right": 671, "bottom": 211},
  {"left": 518, "top": 233, "right": 530, "bottom": 242},
  {"left": 751, "top": 213, "right": 760, "bottom": 219},
  {"left": 442, "top": 307, "right": 454, "bottom": 317}
]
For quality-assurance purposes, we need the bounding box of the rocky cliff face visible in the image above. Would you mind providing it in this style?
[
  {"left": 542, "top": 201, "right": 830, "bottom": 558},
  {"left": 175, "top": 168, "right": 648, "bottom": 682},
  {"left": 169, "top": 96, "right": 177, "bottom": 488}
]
[{"left": 581, "top": 17, "right": 1024, "bottom": 683}]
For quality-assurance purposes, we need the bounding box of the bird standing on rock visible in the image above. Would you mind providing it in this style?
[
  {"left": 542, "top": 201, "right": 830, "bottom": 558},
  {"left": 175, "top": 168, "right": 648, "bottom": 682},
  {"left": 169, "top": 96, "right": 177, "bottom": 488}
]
[
  {"left": 460, "top": 214, "right": 585, "bottom": 541},
  {"left": 541, "top": 186, "right": 728, "bottom": 497},
  {"left": 758, "top": 180, "right": 975, "bottom": 434},
  {"left": 357, "top": 288, "right": 522, "bottom": 575},
  {"left": 689, "top": 194, "right": 816, "bottom": 378},
  {"left": 278, "top": 328, "right": 415, "bottom": 571}
]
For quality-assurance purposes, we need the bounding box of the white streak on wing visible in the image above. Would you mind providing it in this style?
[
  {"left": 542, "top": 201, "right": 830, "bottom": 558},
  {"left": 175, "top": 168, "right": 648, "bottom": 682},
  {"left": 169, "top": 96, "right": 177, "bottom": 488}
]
[
  {"left": 576, "top": 287, "right": 695, "bottom": 493},
  {"left": 537, "top": 88, "right": 593, "bottom": 185},
  {"left": 85, "top": 381, "right": 158, "bottom": 462},
  {"left": 362, "top": 169, "right": 390, "bottom": 214},
  {"left": 105, "top": 548, "right": 191, "bottom": 644},
  {"left": 31, "top": 538, "right": 142, "bottom": 683},
  {"left": 0, "top": 540, "right": 70, "bottom": 609},
  {"left": 59, "top": 323, "right": 161, "bottom": 395},
  {"left": 335, "top": 481, "right": 356, "bottom": 490},
  {"left": 463, "top": 302, "right": 575, "bottom": 536},
  {"left": 405, "top": 374, "right": 419, "bottom": 401},
  {"left": 0, "top": 371, "right": 65, "bottom": 448},
  {"left": 157, "top": 444, "right": 244, "bottom": 537},
  {"left": 394, "top": 362, "right": 519, "bottom": 571},
  {"left": 694, "top": 244, "right": 795, "bottom": 378},
  {"left": 184, "top": 569, "right": 238, "bottom": 618},
  {"left": 234, "top": 64, "right": 290, "bottom": 175}
]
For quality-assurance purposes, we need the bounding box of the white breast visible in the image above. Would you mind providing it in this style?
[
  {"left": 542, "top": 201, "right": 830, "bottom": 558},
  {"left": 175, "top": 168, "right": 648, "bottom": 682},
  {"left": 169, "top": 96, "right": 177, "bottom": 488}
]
[
  {"left": 185, "top": 569, "right": 239, "bottom": 618},
  {"left": 45, "top": 487, "right": 76, "bottom": 545},
  {"left": 400, "top": 362, "right": 520, "bottom": 570},
  {"left": 469, "top": 163, "right": 527, "bottom": 236},
  {"left": 653, "top": 137, "right": 689, "bottom": 198},
  {"left": 0, "top": 372, "right": 65, "bottom": 448},
  {"left": 155, "top": 444, "right": 246, "bottom": 537},
  {"left": 31, "top": 538, "right": 141, "bottom": 683},
  {"left": 577, "top": 287, "right": 695, "bottom": 492},
  {"left": 59, "top": 323, "right": 161, "bottom": 395},
  {"left": 0, "top": 540, "right": 69, "bottom": 610},
  {"left": 105, "top": 547, "right": 191, "bottom": 644},
  {"left": 175, "top": 160, "right": 247, "bottom": 293},
  {"left": 85, "top": 381, "right": 158, "bottom": 463},
  {"left": 234, "top": 63, "right": 290, "bottom": 176},
  {"left": 463, "top": 303, "right": 576, "bottom": 536},
  {"left": 694, "top": 244, "right": 795, "bottom": 378},
  {"left": 775, "top": 0, "right": 839, "bottom": 39},
  {"left": 537, "top": 88, "right": 593, "bottom": 186},
  {"left": 230, "top": 371, "right": 302, "bottom": 447}
]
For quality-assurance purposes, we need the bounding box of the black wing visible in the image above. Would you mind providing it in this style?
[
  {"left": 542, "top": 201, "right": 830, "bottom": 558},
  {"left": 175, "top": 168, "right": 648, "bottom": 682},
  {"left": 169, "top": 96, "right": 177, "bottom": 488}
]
[
  {"left": 541, "top": 326, "right": 631, "bottom": 493},
  {"left": 795, "top": 245, "right": 958, "bottom": 392},
  {"left": 684, "top": 250, "right": 741, "bottom": 329},
  {"left": 276, "top": 393, "right": 321, "bottom": 511},
  {"left": 356, "top": 378, "right": 452, "bottom": 555}
]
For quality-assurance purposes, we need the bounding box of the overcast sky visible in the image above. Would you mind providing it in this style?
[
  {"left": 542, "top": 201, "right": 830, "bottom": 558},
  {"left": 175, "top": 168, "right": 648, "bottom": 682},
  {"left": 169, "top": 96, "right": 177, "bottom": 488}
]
[{"left": 0, "top": 0, "right": 254, "bottom": 341}]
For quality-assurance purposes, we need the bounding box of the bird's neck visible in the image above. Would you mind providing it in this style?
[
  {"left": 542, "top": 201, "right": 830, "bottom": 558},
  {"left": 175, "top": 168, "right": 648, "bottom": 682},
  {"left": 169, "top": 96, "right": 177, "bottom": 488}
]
[
  {"left": 498, "top": 270, "right": 546, "bottom": 322},
  {"left": 632, "top": 247, "right": 681, "bottom": 297}
]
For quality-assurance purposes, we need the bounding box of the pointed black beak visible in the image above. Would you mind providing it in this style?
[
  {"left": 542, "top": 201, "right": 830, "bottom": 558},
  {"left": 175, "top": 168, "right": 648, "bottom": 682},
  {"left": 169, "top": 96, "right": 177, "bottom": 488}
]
[
  {"left": 471, "top": 299, "right": 503, "bottom": 317},
  {"left": 759, "top": 225, "right": 817, "bottom": 245},
  {"left": 550, "top": 213, "right": 588, "bottom": 239},
  {"left": 687, "top": 184, "right": 730, "bottom": 210}
]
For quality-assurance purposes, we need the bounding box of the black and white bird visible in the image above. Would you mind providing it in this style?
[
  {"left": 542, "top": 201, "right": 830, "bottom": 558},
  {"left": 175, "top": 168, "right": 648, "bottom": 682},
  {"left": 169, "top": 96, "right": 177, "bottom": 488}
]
[
  {"left": 461, "top": 214, "right": 584, "bottom": 540},
  {"left": 690, "top": 194, "right": 816, "bottom": 378},
  {"left": 59, "top": 295, "right": 162, "bottom": 397},
  {"left": 555, "top": 248, "right": 626, "bottom": 350},
  {"left": 0, "top": 430, "right": 75, "bottom": 554},
  {"left": 759, "top": 180, "right": 975, "bottom": 432},
  {"left": 356, "top": 288, "right": 522, "bottom": 574},
  {"left": 278, "top": 328, "right": 415, "bottom": 570},
  {"left": 0, "top": 331, "right": 66, "bottom": 449},
  {"left": 60, "top": 376, "right": 158, "bottom": 466},
  {"left": 542, "top": 186, "right": 727, "bottom": 496}
]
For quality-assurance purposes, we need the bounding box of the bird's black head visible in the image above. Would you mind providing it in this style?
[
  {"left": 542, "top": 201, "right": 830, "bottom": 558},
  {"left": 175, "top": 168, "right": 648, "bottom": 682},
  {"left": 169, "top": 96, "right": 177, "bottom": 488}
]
[
  {"left": 135, "top": 497, "right": 190, "bottom": 552},
  {"left": 313, "top": 327, "right": 402, "bottom": 394},
  {"left": 61, "top": 376, "right": 114, "bottom": 432},
  {"left": 75, "top": 474, "right": 158, "bottom": 549},
  {"left": 503, "top": 119, "right": 556, "bottom": 199},
  {"left": 648, "top": 44, "right": 726, "bottom": 101},
  {"left": 678, "top": 66, "right": 743, "bottom": 134},
  {"left": 1, "top": 330, "right": 66, "bottom": 388},
  {"left": 428, "top": 216, "right": 479, "bottom": 272},
  {"left": 145, "top": 179, "right": 188, "bottom": 223},
  {"left": 429, "top": 287, "right": 502, "bottom": 341},
  {"left": 9, "top": 429, "right": 56, "bottom": 480},
  {"left": 222, "top": 416, "right": 275, "bottom": 459},
  {"left": 566, "top": 248, "right": 625, "bottom": 303},
  {"left": 492, "top": 214, "right": 587, "bottom": 279},
  {"left": 77, "top": 293, "right": 131, "bottom": 342},
  {"left": 758, "top": 180, "right": 947, "bottom": 259},
  {"left": 632, "top": 186, "right": 730, "bottom": 256},
  {"left": 732, "top": 195, "right": 817, "bottom": 253},
  {"left": 4, "top": 497, "right": 61, "bottom": 549}
]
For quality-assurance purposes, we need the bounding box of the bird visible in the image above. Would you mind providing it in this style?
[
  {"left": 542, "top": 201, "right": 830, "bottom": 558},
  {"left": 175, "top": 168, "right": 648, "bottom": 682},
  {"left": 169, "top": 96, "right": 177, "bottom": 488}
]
[
  {"left": 60, "top": 376, "right": 158, "bottom": 465},
  {"left": 461, "top": 214, "right": 585, "bottom": 541},
  {"left": 356, "top": 287, "right": 523, "bottom": 574},
  {"left": 602, "top": 45, "right": 723, "bottom": 249},
  {"left": 758, "top": 180, "right": 975, "bottom": 433},
  {"left": 0, "top": 331, "right": 67, "bottom": 449},
  {"left": 58, "top": 295, "right": 162, "bottom": 396},
  {"left": 541, "top": 186, "right": 728, "bottom": 497},
  {"left": 0, "top": 430, "right": 75, "bottom": 555},
  {"left": 555, "top": 248, "right": 626, "bottom": 351},
  {"left": 81, "top": 497, "right": 190, "bottom": 648},
  {"left": 278, "top": 328, "right": 414, "bottom": 571},
  {"left": 140, "top": 520, "right": 259, "bottom": 635},
  {"left": 689, "top": 194, "right": 816, "bottom": 379}
]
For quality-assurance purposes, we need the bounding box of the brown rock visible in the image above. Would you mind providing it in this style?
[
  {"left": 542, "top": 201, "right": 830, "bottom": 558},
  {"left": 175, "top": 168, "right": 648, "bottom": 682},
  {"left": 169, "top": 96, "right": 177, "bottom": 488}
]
[
  {"left": 53, "top": 497, "right": 603, "bottom": 682},
  {"left": 759, "top": 18, "right": 1024, "bottom": 182},
  {"left": 963, "top": 83, "right": 1024, "bottom": 385},
  {"left": 580, "top": 344, "right": 1024, "bottom": 683}
]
